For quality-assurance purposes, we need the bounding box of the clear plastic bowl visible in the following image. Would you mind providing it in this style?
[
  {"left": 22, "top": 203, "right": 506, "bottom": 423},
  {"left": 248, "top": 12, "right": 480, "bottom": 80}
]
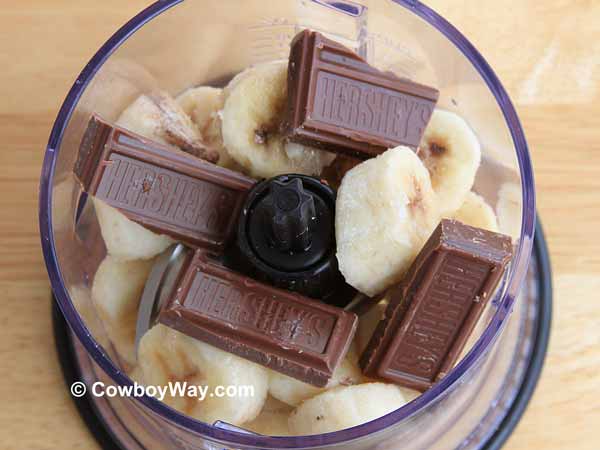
[{"left": 39, "top": 1, "right": 536, "bottom": 449}]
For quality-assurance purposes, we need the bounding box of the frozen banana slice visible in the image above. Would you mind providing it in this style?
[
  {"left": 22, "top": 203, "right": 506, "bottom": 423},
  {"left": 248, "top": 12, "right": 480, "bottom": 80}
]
[
  {"left": 94, "top": 198, "right": 174, "bottom": 261},
  {"left": 288, "top": 383, "right": 406, "bottom": 435},
  {"left": 419, "top": 109, "right": 481, "bottom": 216},
  {"left": 496, "top": 182, "right": 522, "bottom": 240},
  {"left": 117, "top": 90, "right": 218, "bottom": 162},
  {"left": 176, "top": 86, "right": 240, "bottom": 170},
  {"left": 69, "top": 284, "right": 111, "bottom": 350},
  {"left": 52, "top": 175, "right": 79, "bottom": 233},
  {"left": 243, "top": 396, "right": 293, "bottom": 436},
  {"left": 355, "top": 300, "right": 388, "bottom": 355},
  {"left": 398, "top": 387, "right": 420, "bottom": 403},
  {"left": 128, "top": 365, "right": 144, "bottom": 384},
  {"left": 91, "top": 255, "right": 154, "bottom": 367},
  {"left": 269, "top": 347, "right": 362, "bottom": 407},
  {"left": 451, "top": 191, "right": 499, "bottom": 232},
  {"left": 177, "top": 86, "right": 223, "bottom": 129},
  {"left": 138, "top": 324, "right": 268, "bottom": 425},
  {"left": 336, "top": 146, "right": 439, "bottom": 296},
  {"left": 221, "top": 61, "right": 335, "bottom": 178}
]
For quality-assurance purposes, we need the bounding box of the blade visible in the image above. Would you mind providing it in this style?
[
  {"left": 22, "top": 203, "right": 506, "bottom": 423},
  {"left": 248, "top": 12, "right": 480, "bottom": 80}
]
[{"left": 135, "top": 244, "right": 188, "bottom": 353}]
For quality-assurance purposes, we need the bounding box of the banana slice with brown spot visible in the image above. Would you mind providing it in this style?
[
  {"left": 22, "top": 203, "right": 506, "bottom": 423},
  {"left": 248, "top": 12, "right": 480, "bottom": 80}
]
[
  {"left": 269, "top": 346, "right": 362, "bottom": 407},
  {"left": 288, "top": 383, "right": 407, "bottom": 435},
  {"left": 221, "top": 61, "right": 335, "bottom": 178},
  {"left": 418, "top": 109, "right": 481, "bottom": 216},
  {"left": 176, "top": 86, "right": 242, "bottom": 170},
  {"left": 137, "top": 324, "right": 268, "bottom": 425},
  {"left": 336, "top": 146, "right": 439, "bottom": 296},
  {"left": 117, "top": 90, "right": 219, "bottom": 163}
]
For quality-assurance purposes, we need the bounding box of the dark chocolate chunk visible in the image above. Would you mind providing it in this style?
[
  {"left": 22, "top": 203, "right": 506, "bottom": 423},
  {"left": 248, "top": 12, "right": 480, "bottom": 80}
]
[
  {"left": 360, "top": 219, "right": 512, "bottom": 391},
  {"left": 74, "top": 115, "right": 256, "bottom": 252},
  {"left": 283, "top": 30, "right": 439, "bottom": 159},
  {"left": 159, "top": 250, "right": 358, "bottom": 387},
  {"left": 320, "top": 154, "right": 362, "bottom": 189}
]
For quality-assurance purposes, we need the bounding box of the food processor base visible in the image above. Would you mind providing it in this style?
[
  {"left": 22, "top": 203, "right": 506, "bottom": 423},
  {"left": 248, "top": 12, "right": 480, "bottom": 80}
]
[{"left": 52, "top": 218, "right": 552, "bottom": 450}]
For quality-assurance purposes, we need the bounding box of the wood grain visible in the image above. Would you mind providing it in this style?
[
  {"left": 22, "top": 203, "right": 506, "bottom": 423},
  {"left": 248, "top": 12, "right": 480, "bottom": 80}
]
[{"left": 0, "top": 1, "right": 598, "bottom": 449}]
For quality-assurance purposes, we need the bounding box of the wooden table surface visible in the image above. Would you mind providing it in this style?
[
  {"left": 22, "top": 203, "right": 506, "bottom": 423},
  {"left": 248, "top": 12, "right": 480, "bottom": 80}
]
[{"left": 0, "top": 1, "right": 598, "bottom": 449}]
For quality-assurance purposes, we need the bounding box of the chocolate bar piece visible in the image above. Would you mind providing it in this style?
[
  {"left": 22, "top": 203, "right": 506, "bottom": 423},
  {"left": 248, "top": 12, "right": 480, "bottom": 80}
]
[
  {"left": 360, "top": 219, "right": 512, "bottom": 391},
  {"left": 74, "top": 115, "right": 255, "bottom": 252},
  {"left": 159, "top": 250, "right": 358, "bottom": 387},
  {"left": 284, "top": 30, "right": 439, "bottom": 159}
]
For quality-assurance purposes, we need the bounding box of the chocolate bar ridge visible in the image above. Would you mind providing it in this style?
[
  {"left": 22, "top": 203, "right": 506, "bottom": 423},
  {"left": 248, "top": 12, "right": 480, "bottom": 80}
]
[
  {"left": 75, "top": 115, "right": 113, "bottom": 193},
  {"left": 284, "top": 30, "right": 439, "bottom": 159},
  {"left": 360, "top": 219, "right": 512, "bottom": 391},
  {"left": 74, "top": 115, "right": 256, "bottom": 251},
  {"left": 159, "top": 250, "right": 358, "bottom": 387}
]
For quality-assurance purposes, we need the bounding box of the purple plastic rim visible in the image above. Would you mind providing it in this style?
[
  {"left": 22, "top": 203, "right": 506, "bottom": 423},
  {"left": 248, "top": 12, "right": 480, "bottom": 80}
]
[{"left": 38, "top": 0, "right": 535, "bottom": 448}]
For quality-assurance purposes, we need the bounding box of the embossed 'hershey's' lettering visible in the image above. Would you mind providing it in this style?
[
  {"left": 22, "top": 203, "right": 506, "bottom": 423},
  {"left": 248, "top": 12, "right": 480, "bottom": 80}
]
[
  {"left": 159, "top": 250, "right": 358, "bottom": 387},
  {"left": 96, "top": 154, "right": 234, "bottom": 238},
  {"left": 283, "top": 30, "right": 439, "bottom": 159},
  {"left": 74, "top": 115, "right": 255, "bottom": 252},
  {"left": 359, "top": 219, "right": 513, "bottom": 392},
  {"left": 184, "top": 268, "right": 336, "bottom": 354},
  {"left": 389, "top": 254, "right": 490, "bottom": 378},
  {"left": 312, "top": 72, "right": 433, "bottom": 144}
]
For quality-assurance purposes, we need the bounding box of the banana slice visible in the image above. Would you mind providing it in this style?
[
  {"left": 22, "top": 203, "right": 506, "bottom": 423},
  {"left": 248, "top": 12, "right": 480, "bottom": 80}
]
[
  {"left": 91, "top": 255, "right": 154, "bottom": 367},
  {"left": 269, "top": 347, "right": 362, "bottom": 407},
  {"left": 243, "top": 396, "right": 293, "bottom": 436},
  {"left": 355, "top": 300, "right": 388, "bottom": 355},
  {"left": 336, "top": 146, "right": 439, "bottom": 296},
  {"left": 398, "top": 387, "right": 420, "bottom": 403},
  {"left": 128, "top": 365, "right": 144, "bottom": 384},
  {"left": 69, "top": 284, "right": 111, "bottom": 350},
  {"left": 176, "top": 86, "right": 240, "bottom": 170},
  {"left": 177, "top": 86, "right": 223, "bottom": 129},
  {"left": 451, "top": 191, "right": 499, "bottom": 232},
  {"left": 221, "top": 61, "right": 335, "bottom": 178},
  {"left": 138, "top": 324, "right": 268, "bottom": 425},
  {"left": 117, "top": 90, "right": 218, "bottom": 163},
  {"left": 93, "top": 198, "right": 174, "bottom": 261},
  {"left": 288, "top": 383, "right": 407, "bottom": 435},
  {"left": 496, "top": 182, "right": 522, "bottom": 240},
  {"left": 52, "top": 175, "right": 79, "bottom": 233},
  {"left": 418, "top": 109, "right": 482, "bottom": 216}
]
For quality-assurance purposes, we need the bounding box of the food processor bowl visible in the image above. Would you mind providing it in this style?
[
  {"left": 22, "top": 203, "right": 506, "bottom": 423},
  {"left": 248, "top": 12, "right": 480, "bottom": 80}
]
[{"left": 40, "top": 1, "right": 544, "bottom": 449}]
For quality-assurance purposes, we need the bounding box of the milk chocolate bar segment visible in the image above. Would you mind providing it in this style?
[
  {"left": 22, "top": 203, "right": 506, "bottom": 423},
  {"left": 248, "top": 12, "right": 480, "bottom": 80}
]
[
  {"left": 74, "top": 115, "right": 255, "bottom": 252},
  {"left": 360, "top": 219, "right": 512, "bottom": 391},
  {"left": 159, "top": 250, "right": 358, "bottom": 387},
  {"left": 284, "top": 30, "right": 439, "bottom": 159}
]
